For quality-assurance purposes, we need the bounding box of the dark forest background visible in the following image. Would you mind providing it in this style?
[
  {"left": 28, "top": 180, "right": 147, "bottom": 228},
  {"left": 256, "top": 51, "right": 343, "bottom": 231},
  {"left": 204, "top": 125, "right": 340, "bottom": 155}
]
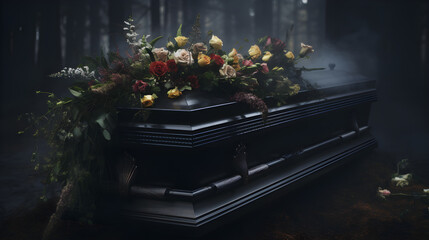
[{"left": 1, "top": 0, "right": 429, "bottom": 158}]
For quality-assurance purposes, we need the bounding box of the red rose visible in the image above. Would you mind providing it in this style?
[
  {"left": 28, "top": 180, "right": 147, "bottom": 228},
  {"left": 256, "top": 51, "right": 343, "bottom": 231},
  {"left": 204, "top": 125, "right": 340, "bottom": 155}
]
[
  {"left": 186, "top": 75, "right": 199, "bottom": 89},
  {"left": 166, "top": 59, "right": 178, "bottom": 73},
  {"left": 149, "top": 61, "right": 168, "bottom": 77},
  {"left": 132, "top": 80, "right": 149, "bottom": 93},
  {"left": 265, "top": 37, "right": 286, "bottom": 52},
  {"left": 210, "top": 54, "right": 224, "bottom": 66}
]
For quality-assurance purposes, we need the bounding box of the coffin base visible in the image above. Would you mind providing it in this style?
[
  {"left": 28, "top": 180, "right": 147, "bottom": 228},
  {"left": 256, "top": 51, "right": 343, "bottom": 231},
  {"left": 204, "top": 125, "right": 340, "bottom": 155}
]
[{"left": 118, "top": 133, "right": 376, "bottom": 236}]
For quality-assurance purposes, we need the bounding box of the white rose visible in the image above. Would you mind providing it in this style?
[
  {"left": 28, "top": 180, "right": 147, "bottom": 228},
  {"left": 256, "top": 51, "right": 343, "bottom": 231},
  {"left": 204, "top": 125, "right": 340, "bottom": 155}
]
[
  {"left": 219, "top": 64, "right": 236, "bottom": 78},
  {"left": 173, "top": 49, "right": 194, "bottom": 66},
  {"left": 152, "top": 47, "right": 169, "bottom": 62}
]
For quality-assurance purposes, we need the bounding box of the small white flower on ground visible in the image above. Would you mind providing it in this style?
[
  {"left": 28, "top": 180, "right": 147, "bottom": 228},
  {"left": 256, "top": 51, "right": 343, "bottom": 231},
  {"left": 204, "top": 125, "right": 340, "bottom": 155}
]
[
  {"left": 377, "top": 187, "right": 391, "bottom": 199},
  {"left": 391, "top": 173, "right": 412, "bottom": 187}
]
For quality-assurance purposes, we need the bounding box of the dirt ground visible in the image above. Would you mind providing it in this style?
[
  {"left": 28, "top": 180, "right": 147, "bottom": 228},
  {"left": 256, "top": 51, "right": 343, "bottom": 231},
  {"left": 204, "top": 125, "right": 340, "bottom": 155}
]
[{"left": 1, "top": 149, "right": 428, "bottom": 240}]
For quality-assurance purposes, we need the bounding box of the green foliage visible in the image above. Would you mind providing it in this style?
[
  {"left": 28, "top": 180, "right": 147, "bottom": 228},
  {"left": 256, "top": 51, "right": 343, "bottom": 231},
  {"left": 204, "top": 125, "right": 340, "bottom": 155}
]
[
  {"left": 149, "top": 36, "right": 163, "bottom": 47},
  {"left": 21, "top": 78, "right": 130, "bottom": 221},
  {"left": 199, "top": 72, "right": 218, "bottom": 91},
  {"left": 145, "top": 48, "right": 156, "bottom": 62},
  {"left": 176, "top": 24, "right": 182, "bottom": 37}
]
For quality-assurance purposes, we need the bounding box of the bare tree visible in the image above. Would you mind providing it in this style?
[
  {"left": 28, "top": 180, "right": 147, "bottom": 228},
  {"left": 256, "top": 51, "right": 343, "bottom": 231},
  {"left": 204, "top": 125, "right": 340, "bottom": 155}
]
[
  {"left": 254, "top": 0, "right": 273, "bottom": 38},
  {"left": 150, "top": 0, "right": 160, "bottom": 37},
  {"left": 65, "top": 0, "right": 86, "bottom": 66},
  {"left": 108, "top": 0, "right": 131, "bottom": 51},
  {"left": 90, "top": 0, "right": 102, "bottom": 56}
]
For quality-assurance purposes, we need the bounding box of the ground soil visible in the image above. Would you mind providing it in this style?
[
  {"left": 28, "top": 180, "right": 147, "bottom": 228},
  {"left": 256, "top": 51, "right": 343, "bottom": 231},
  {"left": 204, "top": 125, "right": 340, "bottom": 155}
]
[{"left": 1, "top": 150, "right": 428, "bottom": 240}]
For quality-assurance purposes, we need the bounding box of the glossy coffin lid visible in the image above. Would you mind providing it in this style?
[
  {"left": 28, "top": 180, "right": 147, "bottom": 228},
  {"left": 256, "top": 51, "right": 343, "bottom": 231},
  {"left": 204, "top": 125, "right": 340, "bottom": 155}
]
[{"left": 117, "top": 70, "right": 376, "bottom": 148}]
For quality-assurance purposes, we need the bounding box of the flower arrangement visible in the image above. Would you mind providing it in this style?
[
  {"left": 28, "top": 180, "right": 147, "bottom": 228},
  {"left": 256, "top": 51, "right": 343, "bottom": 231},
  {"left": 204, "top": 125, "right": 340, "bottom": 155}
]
[
  {"left": 50, "top": 18, "right": 318, "bottom": 114},
  {"left": 22, "top": 16, "right": 320, "bottom": 236}
]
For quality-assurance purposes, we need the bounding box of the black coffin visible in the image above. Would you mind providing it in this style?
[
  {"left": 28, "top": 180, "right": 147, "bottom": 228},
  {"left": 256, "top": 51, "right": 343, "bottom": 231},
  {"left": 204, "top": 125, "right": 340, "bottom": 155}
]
[{"left": 113, "top": 70, "right": 377, "bottom": 233}]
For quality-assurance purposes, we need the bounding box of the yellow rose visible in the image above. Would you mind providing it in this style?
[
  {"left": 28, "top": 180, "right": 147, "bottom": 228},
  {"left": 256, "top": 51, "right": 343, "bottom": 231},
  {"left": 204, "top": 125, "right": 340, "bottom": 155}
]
[
  {"left": 248, "top": 45, "right": 261, "bottom": 60},
  {"left": 166, "top": 41, "right": 174, "bottom": 50},
  {"left": 285, "top": 51, "right": 295, "bottom": 60},
  {"left": 174, "top": 36, "right": 188, "bottom": 48},
  {"left": 209, "top": 35, "right": 223, "bottom": 50},
  {"left": 232, "top": 55, "right": 241, "bottom": 71},
  {"left": 262, "top": 51, "right": 273, "bottom": 61},
  {"left": 228, "top": 48, "right": 237, "bottom": 57},
  {"left": 140, "top": 95, "right": 155, "bottom": 107},
  {"left": 198, "top": 53, "right": 211, "bottom": 67},
  {"left": 167, "top": 87, "right": 182, "bottom": 99}
]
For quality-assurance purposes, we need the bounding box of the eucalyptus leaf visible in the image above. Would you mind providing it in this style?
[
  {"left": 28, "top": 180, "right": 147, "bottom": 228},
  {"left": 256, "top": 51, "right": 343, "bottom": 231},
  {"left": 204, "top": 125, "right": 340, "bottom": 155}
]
[
  {"left": 73, "top": 127, "right": 82, "bottom": 138},
  {"left": 95, "top": 113, "right": 108, "bottom": 129},
  {"left": 69, "top": 88, "right": 82, "bottom": 97},
  {"left": 180, "top": 85, "right": 192, "bottom": 91},
  {"left": 102, "top": 129, "right": 111, "bottom": 141}
]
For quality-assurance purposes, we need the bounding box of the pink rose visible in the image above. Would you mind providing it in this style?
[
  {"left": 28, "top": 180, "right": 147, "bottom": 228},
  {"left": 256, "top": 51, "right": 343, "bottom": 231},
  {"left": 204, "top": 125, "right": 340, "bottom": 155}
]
[
  {"left": 243, "top": 59, "right": 253, "bottom": 67},
  {"left": 260, "top": 63, "right": 269, "bottom": 74},
  {"left": 377, "top": 187, "right": 391, "bottom": 199},
  {"left": 265, "top": 37, "right": 272, "bottom": 47}
]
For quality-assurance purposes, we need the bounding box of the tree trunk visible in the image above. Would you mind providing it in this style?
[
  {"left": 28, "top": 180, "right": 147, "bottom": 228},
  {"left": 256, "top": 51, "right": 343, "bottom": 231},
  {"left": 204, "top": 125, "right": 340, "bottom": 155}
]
[
  {"left": 65, "top": 0, "right": 86, "bottom": 67},
  {"left": 181, "top": 0, "right": 193, "bottom": 35},
  {"left": 42, "top": 181, "right": 74, "bottom": 240},
  {"left": 1, "top": 0, "right": 38, "bottom": 114},
  {"left": 168, "top": 0, "right": 179, "bottom": 38},
  {"left": 108, "top": 0, "right": 131, "bottom": 52},
  {"left": 150, "top": 0, "right": 160, "bottom": 37},
  {"left": 163, "top": 0, "right": 169, "bottom": 34},
  {"left": 90, "top": 0, "right": 101, "bottom": 56},
  {"left": 38, "top": 0, "right": 62, "bottom": 91},
  {"left": 254, "top": 0, "right": 273, "bottom": 38}
]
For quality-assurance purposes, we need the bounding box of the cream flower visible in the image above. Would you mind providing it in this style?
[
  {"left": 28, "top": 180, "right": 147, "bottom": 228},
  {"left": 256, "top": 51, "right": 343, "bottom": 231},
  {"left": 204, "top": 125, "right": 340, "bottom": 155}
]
[
  {"left": 152, "top": 47, "right": 169, "bottom": 62},
  {"left": 219, "top": 64, "right": 236, "bottom": 78},
  {"left": 262, "top": 51, "right": 273, "bottom": 61},
  {"left": 173, "top": 49, "right": 193, "bottom": 66},
  {"left": 248, "top": 45, "right": 262, "bottom": 60},
  {"left": 391, "top": 173, "right": 412, "bottom": 187},
  {"left": 209, "top": 35, "right": 223, "bottom": 50},
  {"left": 299, "top": 43, "right": 314, "bottom": 57},
  {"left": 174, "top": 36, "right": 188, "bottom": 47}
]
